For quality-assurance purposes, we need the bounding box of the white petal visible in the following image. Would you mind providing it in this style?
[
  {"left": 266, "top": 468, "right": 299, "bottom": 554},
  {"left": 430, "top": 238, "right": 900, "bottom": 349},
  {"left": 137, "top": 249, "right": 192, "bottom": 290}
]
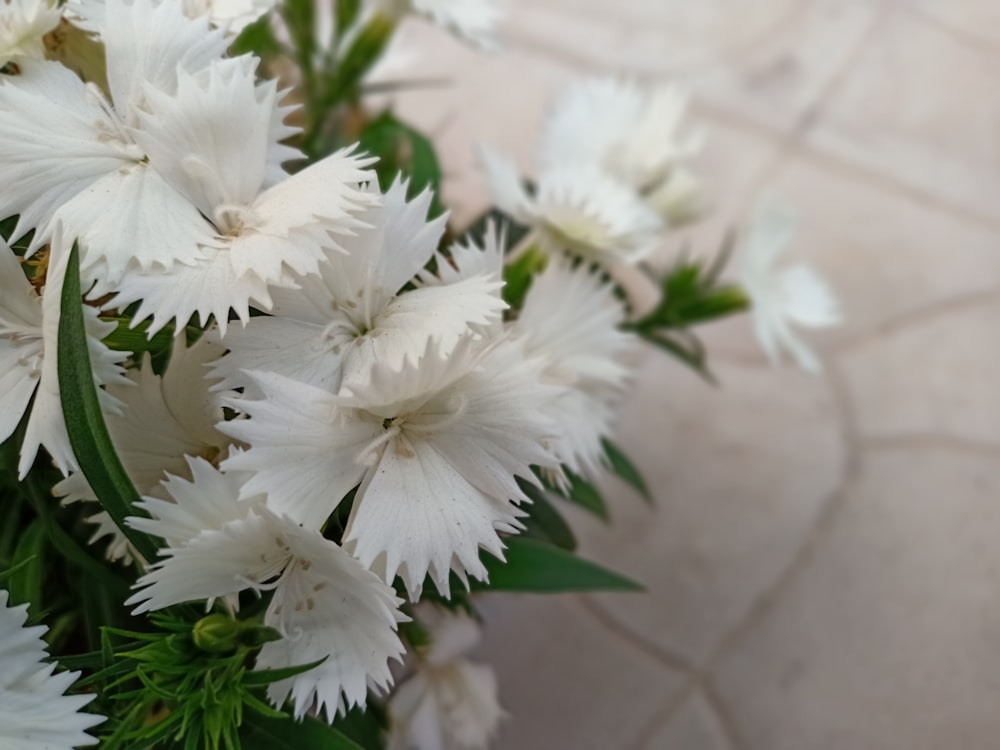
[
  {"left": 220, "top": 371, "right": 379, "bottom": 527},
  {"left": 258, "top": 527, "right": 405, "bottom": 721},
  {"left": 0, "top": 590, "right": 103, "bottom": 748},
  {"left": 54, "top": 162, "right": 216, "bottom": 282},
  {"left": 108, "top": 244, "right": 279, "bottom": 335},
  {"left": 345, "top": 436, "right": 513, "bottom": 599},
  {"left": 0, "top": 0, "right": 62, "bottom": 65},
  {"left": 476, "top": 145, "right": 532, "bottom": 222},
  {"left": 0, "top": 60, "right": 135, "bottom": 242},
  {"left": 102, "top": 0, "right": 229, "bottom": 120}
]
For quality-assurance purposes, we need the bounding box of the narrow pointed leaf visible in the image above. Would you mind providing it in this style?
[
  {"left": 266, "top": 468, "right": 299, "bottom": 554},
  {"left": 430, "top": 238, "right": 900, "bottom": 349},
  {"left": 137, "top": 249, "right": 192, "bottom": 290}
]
[
  {"left": 474, "top": 537, "right": 641, "bottom": 593},
  {"left": 517, "top": 476, "right": 576, "bottom": 551},
  {"left": 57, "top": 243, "right": 159, "bottom": 562},
  {"left": 601, "top": 438, "right": 652, "bottom": 503},
  {"left": 240, "top": 714, "right": 365, "bottom": 750}
]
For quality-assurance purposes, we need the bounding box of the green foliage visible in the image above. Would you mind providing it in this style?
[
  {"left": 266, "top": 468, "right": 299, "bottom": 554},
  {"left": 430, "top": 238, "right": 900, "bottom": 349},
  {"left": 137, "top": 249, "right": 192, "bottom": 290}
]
[
  {"left": 56, "top": 244, "right": 160, "bottom": 562},
  {"left": 229, "top": 15, "right": 282, "bottom": 58},
  {"left": 240, "top": 714, "right": 365, "bottom": 750},
  {"left": 358, "top": 112, "right": 445, "bottom": 216},
  {"left": 88, "top": 612, "right": 321, "bottom": 750},
  {"left": 538, "top": 467, "right": 609, "bottom": 521},
  {"left": 472, "top": 537, "right": 641, "bottom": 593},
  {"left": 501, "top": 245, "right": 546, "bottom": 310},
  {"left": 601, "top": 438, "right": 653, "bottom": 504},
  {"left": 628, "top": 238, "right": 749, "bottom": 381},
  {"left": 518, "top": 477, "right": 577, "bottom": 551}
]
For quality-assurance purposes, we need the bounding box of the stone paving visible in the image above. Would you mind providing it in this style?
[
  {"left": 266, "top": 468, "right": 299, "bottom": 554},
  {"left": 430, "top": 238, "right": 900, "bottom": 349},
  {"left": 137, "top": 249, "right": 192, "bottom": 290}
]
[{"left": 389, "top": 2, "right": 1000, "bottom": 747}]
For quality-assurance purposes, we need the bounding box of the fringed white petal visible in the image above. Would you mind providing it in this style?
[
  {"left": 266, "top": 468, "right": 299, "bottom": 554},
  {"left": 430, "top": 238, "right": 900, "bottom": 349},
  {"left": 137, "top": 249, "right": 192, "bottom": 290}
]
[
  {"left": 257, "top": 526, "right": 406, "bottom": 721},
  {"left": 0, "top": 0, "right": 62, "bottom": 65},
  {"left": 220, "top": 371, "right": 379, "bottom": 528},
  {"left": 102, "top": 0, "right": 228, "bottom": 120},
  {"left": 0, "top": 590, "right": 103, "bottom": 748}
]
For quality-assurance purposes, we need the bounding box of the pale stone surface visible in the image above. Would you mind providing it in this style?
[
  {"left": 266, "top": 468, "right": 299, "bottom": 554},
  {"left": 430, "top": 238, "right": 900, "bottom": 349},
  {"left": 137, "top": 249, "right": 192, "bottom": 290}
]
[
  {"left": 714, "top": 448, "right": 1000, "bottom": 750},
  {"left": 806, "top": 8, "right": 1000, "bottom": 222},
  {"left": 838, "top": 296, "right": 1000, "bottom": 445},
  {"left": 572, "top": 353, "right": 844, "bottom": 663},
  {"left": 474, "top": 594, "right": 685, "bottom": 750},
  {"left": 908, "top": 0, "right": 1000, "bottom": 49},
  {"left": 639, "top": 693, "right": 732, "bottom": 750}
]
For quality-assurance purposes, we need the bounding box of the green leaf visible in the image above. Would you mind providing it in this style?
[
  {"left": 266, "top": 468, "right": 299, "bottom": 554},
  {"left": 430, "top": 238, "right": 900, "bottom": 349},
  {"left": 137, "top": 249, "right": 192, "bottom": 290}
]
[
  {"left": 229, "top": 14, "right": 282, "bottom": 58},
  {"left": 56, "top": 243, "right": 159, "bottom": 562},
  {"left": 473, "top": 537, "right": 641, "bottom": 593},
  {"left": 7, "top": 521, "right": 45, "bottom": 606},
  {"left": 358, "top": 112, "right": 444, "bottom": 216},
  {"left": 540, "top": 468, "right": 608, "bottom": 521},
  {"left": 241, "top": 657, "right": 327, "bottom": 688},
  {"left": 517, "top": 477, "right": 576, "bottom": 551},
  {"left": 240, "top": 714, "right": 365, "bottom": 750},
  {"left": 336, "top": 0, "right": 362, "bottom": 32},
  {"left": 601, "top": 438, "right": 652, "bottom": 503},
  {"left": 501, "top": 245, "right": 546, "bottom": 310}
]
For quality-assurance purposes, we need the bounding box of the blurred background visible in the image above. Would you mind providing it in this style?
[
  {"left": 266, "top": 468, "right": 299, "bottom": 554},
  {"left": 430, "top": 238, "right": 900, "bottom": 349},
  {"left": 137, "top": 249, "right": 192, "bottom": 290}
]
[{"left": 386, "top": 2, "right": 1000, "bottom": 748}]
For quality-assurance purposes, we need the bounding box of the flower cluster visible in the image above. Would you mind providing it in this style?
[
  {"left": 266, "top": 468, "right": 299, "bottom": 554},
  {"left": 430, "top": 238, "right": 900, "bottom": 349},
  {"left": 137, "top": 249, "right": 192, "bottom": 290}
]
[{"left": 0, "top": 1, "right": 839, "bottom": 748}]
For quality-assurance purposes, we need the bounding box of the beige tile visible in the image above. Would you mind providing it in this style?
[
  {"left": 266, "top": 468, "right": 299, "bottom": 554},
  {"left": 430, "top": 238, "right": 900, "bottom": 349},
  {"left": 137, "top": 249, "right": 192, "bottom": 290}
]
[
  {"left": 807, "top": 9, "right": 1000, "bottom": 221},
  {"left": 713, "top": 447, "right": 1000, "bottom": 750},
  {"left": 702, "top": 153, "right": 1000, "bottom": 361},
  {"left": 504, "top": 0, "right": 801, "bottom": 75},
  {"left": 569, "top": 353, "right": 845, "bottom": 664},
  {"left": 838, "top": 295, "right": 1000, "bottom": 445},
  {"left": 474, "top": 594, "right": 685, "bottom": 750},
  {"left": 504, "top": 0, "right": 879, "bottom": 136},
  {"left": 687, "top": 0, "right": 880, "bottom": 134},
  {"left": 639, "top": 693, "right": 732, "bottom": 750},
  {"left": 908, "top": 0, "right": 1000, "bottom": 49}
]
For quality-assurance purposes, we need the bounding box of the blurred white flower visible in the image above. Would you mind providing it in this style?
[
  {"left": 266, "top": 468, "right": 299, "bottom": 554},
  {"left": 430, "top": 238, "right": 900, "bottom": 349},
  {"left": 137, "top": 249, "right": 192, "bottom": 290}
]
[
  {"left": 541, "top": 77, "right": 703, "bottom": 223},
  {"left": 479, "top": 146, "right": 663, "bottom": 266},
  {"left": 127, "top": 457, "right": 407, "bottom": 721},
  {"left": 0, "top": 0, "right": 61, "bottom": 66},
  {"left": 53, "top": 336, "right": 233, "bottom": 562},
  {"left": 388, "top": 610, "right": 504, "bottom": 750},
  {"left": 512, "top": 255, "right": 633, "bottom": 477},
  {"left": 740, "top": 198, "right": 841, "bottom": 373},
  {"left": 68, "top": 0, "right": 275, "bottom": 34},
  {"left": 0, "top": 589, "right": 103, "bottom": 749},
  {"left": 221, "top": 335, "right": 560, "bottom": 599},
  {"left": 208, "top": 179, "right": 504, "bottom": 396}
]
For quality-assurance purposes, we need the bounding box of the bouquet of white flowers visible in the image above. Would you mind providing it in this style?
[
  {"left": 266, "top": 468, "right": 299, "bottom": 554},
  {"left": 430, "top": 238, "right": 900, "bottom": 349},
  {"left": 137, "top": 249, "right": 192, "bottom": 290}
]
[{"left": 0, "top": 1, "right": 840, "bottom": 748}]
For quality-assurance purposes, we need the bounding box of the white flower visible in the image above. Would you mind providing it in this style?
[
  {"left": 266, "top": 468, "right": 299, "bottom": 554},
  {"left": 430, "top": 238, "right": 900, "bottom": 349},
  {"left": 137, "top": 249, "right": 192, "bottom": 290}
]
[
  {"left": 0, "top": 237, "right": 129, "bottom": 478},
  {"left": 0, "top": 0, "right": 231, "bottom": 283},
  {"left": 388, "top": 610, "right": 503, "bottom": 750},
  {"left": 540, "top": 77, "right": 703, "bottom": 222},
  {"left": 479, "top": 146, "right": 663, "bottom": 266},
  {"left": 739, "top": 198, "right": 841, "bottom": 373},
  {"left": 53, "top": 336, "right": 233, "bottom": 562},
  {"left": 221, "top": 335, "right": 561, "bottom": 599},
  {"left": 127, "top": 457, "right": 407, "bottom": 721},
  {"left": 377, "top": 0, "right": 502, "bottom": 48},
  {"left": 100, "top": 53, "right": 376, "bottom": 334},
  {"left": 208, "top": 179, "right": 504, "bottom": 395},
  {"left": 68, "top": 0, "right": 274, "bottom": 34},
  {"left": 0, "top": 0, "right": 61, "bottom": 66},
  {"left": 0, "top": 589, "right": 103, "bottom": 749},
  {"left": 511, "top": 255, "right": 633, "bottom": 476}
]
